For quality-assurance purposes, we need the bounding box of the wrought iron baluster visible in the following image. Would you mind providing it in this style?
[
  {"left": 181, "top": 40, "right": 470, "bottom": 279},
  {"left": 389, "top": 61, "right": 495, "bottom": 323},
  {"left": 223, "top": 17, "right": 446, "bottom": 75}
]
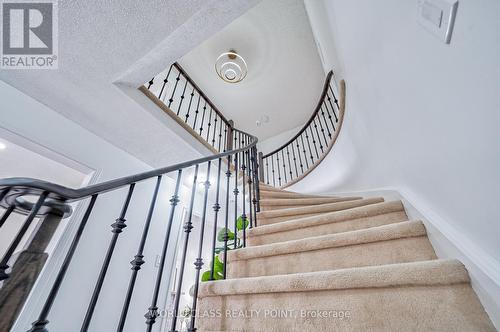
[
  {"left": 276, "top": 153, "right": 282, "bottom": 186},
  {"left": 286, "top": 146, "right": 294, "bottom": 180},
  {"left": 247, "top": 165, "right": 254, "bottom": 229},
  {"left": 323, "top": 100, "right": 336, "bottom": 131},
  {"left": 147, "top": 78, "right": 154, "bottom": 89},
  {"left": 241, "top": 150, "right": 247, "bottom": 247},
  {"left": 327, "top": 88, "right": 339, "bottom": 123},
  {"left": 281, "top": 150, "right": 287, "bottom": 183},
  {"left": 82, "top": 184, "right": 136, "bottom": 331},
  {"left": 188, "top": 162, "right": 212, "bottom": 331},
  {"left": 168, "top": 71, "right": 181, "bottom": 109},
  {"left": 184, "top": 87, "right": 195, "bottom": 124},
  {"left": 158, "top": 65, "right": 173, "bottom": 100},
  {"left": 170, "top": 165, "right": 199, "bottom": 332},
  {"left": 144, "top": 171, "right": 182, "bottom": 331},
  {"left": 29, "top": 194, "right": 98, "bottom": 332},
  {"left": 329, "top": 85, "right": 340, "bottom": 110},
  {"left": 222, "top": 155, "right": 231, "bottom": 279},
  {"left": 0, "top": 191, "right": 48, "bottom": 281},
  {"left": 217, "top": 118, "right": 223, "bottom": 152},
  {"left": 312, "top": 118, "right": 324, "bottom": 154},
  {"left": 317, "top": 114, "right": 329, "bottom": 148},
  {"left": 252, "top": 147, "right": 261, "bottom": 214},
  {"left": 118, "top": 176, "right": 162, "bottom": 332},
  {"left": 206, "top": 108, "right": 213, "bottom": 142},
  {"left": 320, "top": 105, "right": 332, "bottom": 139},
  {"left": 210, "top": 158, "right": 222, "bottom": 280},
  {"left": 271, "top": 155, "right": 276, "bottom": 187},
  {"left": 233, "top": 153, "right": 239, "bottom": 249},
  {"left": 223, "top": 125, "right": 228, "bottom": 152},
  {"left": 291, "top": 142, "right": 299, "bottom": 178},
  {"left": 300, "top": 134, "right": 310, "bottom": 169},
  {"left": 176, "top": 79, "right": 189, "bottom": 116},
  {"left": 192, "top": 95, "right": 201, "bottom": 130},
  {"left": 199, "top": 102, "right": 207, "bottom": 136},
  {"left": 308, "top": 127, "right": 319, "bottom": 160},
  {"left": 211, "top": 116, "right": 218, "bottom": 147},
  {"left": 247, "top": 150, "right": 256, "bottom": 228},
  {"left": 296, "top": 140, "right": 304, "bottom": 174},
  {"left": 264, "top": 157, "right": 269, "bottom": 185}
]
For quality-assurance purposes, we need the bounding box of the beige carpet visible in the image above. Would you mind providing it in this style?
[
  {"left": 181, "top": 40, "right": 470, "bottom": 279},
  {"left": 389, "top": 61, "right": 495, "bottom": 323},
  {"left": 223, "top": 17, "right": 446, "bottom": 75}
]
[{"left": 198, "top": 185, "right": 495, "bottom": 331}]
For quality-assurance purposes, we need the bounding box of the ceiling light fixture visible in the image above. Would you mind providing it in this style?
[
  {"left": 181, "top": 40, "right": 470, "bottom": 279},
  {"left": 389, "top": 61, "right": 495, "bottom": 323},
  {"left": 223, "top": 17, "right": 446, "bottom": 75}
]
[
  {"left": 0, "top": 142, "right": 6, "bottom": 150},
  {"left": 215, "top": 50, "right": 248, "bottom": 84}
]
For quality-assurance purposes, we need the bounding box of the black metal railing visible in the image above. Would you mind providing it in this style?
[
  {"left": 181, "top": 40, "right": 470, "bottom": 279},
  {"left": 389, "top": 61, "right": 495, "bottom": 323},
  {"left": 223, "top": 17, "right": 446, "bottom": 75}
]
[
  {"left": 260, "top": 71, "right": 345, "bottom": 188},
  {"left": 144, "top": 63, "right": 233, "bottom": 153},
  {"left": 0, "top": 126, "right": 260, "bottom": 331},
  {"left": 0, "top": 63, "right": 342, "bottom": 331}
]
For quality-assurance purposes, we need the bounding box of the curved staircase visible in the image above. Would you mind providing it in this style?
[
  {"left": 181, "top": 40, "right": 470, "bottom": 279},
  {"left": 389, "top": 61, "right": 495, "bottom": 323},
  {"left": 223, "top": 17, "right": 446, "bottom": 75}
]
[
  {"left": 1, "top": 63, "right": 496, "bottom": 331},
  {"left": 197, "top": 184, "right": 495, "bottom": 331}
]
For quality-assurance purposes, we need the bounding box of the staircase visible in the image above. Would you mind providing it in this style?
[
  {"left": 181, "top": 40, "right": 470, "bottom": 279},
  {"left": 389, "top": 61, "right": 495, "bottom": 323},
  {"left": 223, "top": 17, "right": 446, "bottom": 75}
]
[
  {"left": 197, "top": 184, "right": 495, "bottom": 331},
  {"left": 1, "top": 62, "right": 497, "bottom": 331}
]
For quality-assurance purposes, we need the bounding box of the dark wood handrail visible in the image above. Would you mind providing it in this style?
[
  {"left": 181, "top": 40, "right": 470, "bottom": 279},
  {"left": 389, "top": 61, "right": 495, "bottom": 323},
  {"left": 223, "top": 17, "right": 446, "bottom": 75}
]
[{"left": 263, "top": 70, "right": 334, "bottom": 158}]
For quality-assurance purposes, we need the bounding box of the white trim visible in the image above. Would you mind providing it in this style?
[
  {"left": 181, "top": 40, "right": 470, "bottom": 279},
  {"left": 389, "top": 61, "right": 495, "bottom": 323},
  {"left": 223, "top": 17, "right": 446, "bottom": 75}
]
[
  {"left": 398, "top": 188, "right": 500, "bottom": 287},
  {"left": 0, "top": 126, "right": 94, "bottom": 176}
]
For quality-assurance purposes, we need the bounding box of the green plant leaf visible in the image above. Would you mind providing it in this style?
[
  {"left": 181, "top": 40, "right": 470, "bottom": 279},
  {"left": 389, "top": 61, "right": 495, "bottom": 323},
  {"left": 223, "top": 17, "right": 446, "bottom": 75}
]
[
  {"left": 236, "top": 216, "right": 250, "bottom": 231},
  {"left": 214, "top": 255, "right": 224, "bottom": 272},
  {"left": 213, "top": 270, "right": 224, "bottom": 280},
  {"left": 217, "top": 228, "right": 235, "bottom": 242},
  {"left": 201, "top": 270, "right": 211, "bottom": 282}
]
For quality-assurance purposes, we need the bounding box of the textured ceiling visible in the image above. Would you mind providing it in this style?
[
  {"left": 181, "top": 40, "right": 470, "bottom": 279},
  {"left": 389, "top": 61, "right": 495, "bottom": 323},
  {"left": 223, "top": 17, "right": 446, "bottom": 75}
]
[
  {"left": 178, "top": 0, "right": 325, "bottom": 140},
  {"left": 0, "top": 0, "right": 259, "bottom": 167}
]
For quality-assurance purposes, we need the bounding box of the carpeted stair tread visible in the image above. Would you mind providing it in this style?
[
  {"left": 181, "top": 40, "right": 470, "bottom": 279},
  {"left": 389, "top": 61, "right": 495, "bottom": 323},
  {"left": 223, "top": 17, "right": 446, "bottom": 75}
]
[
  {"left": 199, "top": 259, "right": 469, "bottom": 298},
  {"left": 257, "top": 197, "right": 385, "bottom": 225},
  {"left": 259, "top": 196, "right": 362, "bottom": 211},
  {"left": 249, "top": 201, "right": 406, "bottom": 237},
  {"left": 230, "top": 220, "right": 427, "bottom": 261},
  {"left": 259, "top": 190, "right": 332, "bottom": 199}
]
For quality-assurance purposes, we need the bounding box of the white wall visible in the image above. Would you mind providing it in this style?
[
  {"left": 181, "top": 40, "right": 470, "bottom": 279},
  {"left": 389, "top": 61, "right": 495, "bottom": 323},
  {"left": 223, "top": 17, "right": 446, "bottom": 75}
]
[
  {"left": 257, "top": 125, "right": 302, "bottom": 155},
  {"left": 301, "top": 0, "right": 500, "bottom": 326},
  {"left": 0, "top": 81, "right": 193, "bottom": 332}
]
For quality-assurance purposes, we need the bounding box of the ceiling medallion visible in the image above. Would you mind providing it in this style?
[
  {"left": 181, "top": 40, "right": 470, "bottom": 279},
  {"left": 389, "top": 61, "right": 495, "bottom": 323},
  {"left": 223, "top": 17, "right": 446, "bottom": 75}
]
[{"left": 215, "top": 50, "right": 248, "bottom": 84}]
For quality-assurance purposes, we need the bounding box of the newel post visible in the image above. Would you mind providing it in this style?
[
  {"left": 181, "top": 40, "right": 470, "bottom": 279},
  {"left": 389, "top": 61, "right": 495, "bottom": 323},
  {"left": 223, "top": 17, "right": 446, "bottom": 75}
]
[
  {"left": 258, "top": 152, "right": 264, "bottom": 180},
  {"left": 226, "top": 119, "right": 234, "bottom": 151}
]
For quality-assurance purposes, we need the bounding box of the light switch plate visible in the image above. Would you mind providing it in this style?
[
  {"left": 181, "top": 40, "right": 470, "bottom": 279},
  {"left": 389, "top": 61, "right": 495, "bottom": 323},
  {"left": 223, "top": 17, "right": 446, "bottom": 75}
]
[{"left": 417, "top": 0, "right": 458, "bottom": 44}]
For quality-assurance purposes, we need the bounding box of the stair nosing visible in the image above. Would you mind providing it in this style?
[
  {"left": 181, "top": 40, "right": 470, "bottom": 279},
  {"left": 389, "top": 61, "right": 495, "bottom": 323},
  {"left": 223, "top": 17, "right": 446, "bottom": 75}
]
[
  {"left": 199, "top": 259, "right": 469, "bottom": 298},
  {"left": 230, "top": 220, "right": 424, "bottom": 261},
  {"left": 249, "top": 200, "right": 406, "bottom": 237},
  {"left": 257, "top": 197, "right": 385, "bottom": 219},
  {"left": 260, "top": 196, "right": 362, "bottom": 205}
]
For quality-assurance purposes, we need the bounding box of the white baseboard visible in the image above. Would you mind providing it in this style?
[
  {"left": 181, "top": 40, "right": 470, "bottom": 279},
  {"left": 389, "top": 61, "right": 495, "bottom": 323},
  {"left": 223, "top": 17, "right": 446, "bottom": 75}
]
[{"left": 321, "top": 186, "right": 500, "bottom": 330}]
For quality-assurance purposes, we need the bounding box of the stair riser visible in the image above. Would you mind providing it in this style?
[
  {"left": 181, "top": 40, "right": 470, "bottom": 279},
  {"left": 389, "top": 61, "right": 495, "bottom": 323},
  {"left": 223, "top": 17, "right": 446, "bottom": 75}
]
[
  {"left": 228, "top": 236, "right": 436, "bottom": 278},
  {"left": 258, "top": 199, "right": 384, "bottom": 226},
  {"left": 197, "top": 284, "right": 494, "bottom": 331},
  {"left": 260, "top": 197, "right": 361, "bottom": 212},
  {"left": 260, "top": 192, "right": 326, "bottom": 199},
  {"left": 248, "top": 211, "right": 408, "bottom": 246},
  {"left": 258, "top": 185, "right": 285, "bottom": 193}
]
